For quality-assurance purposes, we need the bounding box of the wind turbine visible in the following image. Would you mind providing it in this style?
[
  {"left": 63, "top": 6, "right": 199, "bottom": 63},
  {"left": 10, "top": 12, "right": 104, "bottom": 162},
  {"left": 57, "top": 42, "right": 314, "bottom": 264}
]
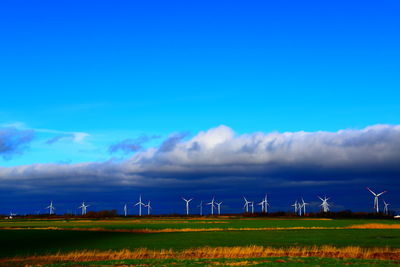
[
  {"left": 297, "top": 202, "right": 303, "bottom": 216},
  {"left": 145, "top": 201, "right": 152, "bottom": 215},
  {"left": 301, "top": 198, "right": 308, "bottom": 216},
  {"left": 263, "top": 194, "right": 270, "bottom": 213},
  {"left": 250, "top": 202, "right": 254, "bottom": 214},
  {"left": 78, "top": 201, "right": 90, "bottom": 215},
  {"left": 198, "top": 201, "right": 203, "bottom": 216},
  {"left": 367, "top": 187, "right": 387, "bottom": 213},
  {"left": 383, "top": 200, "right": 390, "bottom": 215},
  {"left": 215, "top": 201, "right": 223, "bottom": 215},
  {"left": 134, "top": 195, "right": 145, "bottom": 216},
  {"left": 257, "top": 200, "right": 265, "bottom": 213},
  {"left": 243, "top": 197, "right": 251, "bottom": 213},
  {"left": 182, "top": 197, "right": 193, "bottom": 215},
  {"left": 291, "top": 200, "right": 298, "bottom": 214},
  {"left": 207, "top": 197, "right": 216, "bottom": 215},
  {"left": 46, "top": 201, "right": 56, "bottom": 215},
  {"left": 318, "top": 196, "right": 330, "bottom": 213},
  {"left": 123, "top": 204, "right": 128, "bottom": 217}
]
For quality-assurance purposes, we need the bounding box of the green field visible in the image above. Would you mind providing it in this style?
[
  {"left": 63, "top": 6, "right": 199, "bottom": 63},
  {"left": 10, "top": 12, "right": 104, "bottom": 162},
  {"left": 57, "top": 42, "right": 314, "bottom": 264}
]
[
  {"left": 0, "top": 217, "right": 397, "bottom": 230},
  {"left": 1, "top": 217, "right": 400, "bottom": 266},
  {"left": 2, "top": 228, "right": 400, "bottom": 258}
]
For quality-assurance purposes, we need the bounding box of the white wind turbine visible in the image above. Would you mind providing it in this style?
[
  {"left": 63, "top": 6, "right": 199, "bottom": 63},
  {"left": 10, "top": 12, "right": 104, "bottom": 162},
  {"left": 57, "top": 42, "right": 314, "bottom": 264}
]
[
  {"left": 367, "top": 187, "right": 387, "bottom": 213},
  {"left": 250, "top": 201, "right": 254, "bottom": 214},
  {"left": 243, "top": 197, "right": 251, "bottom": 213},
  {"left": 207, "top": 197, "right": 216, "bottom": 215},
  {"left": 383, "top": 200, "right": 390, "bottom": 215},
  {"left": 198, "top": 201, "right": 203, "bottom": 216},
  {"left": 123, "top": 204, "right": 128, "bottom": 217},
  {"left": 145, "top": 201, "right": 152, "bottom": 215},
  {"left": 215, "top": 201, "right": 223, "bottom": 215},
  {"left": 134, "top": 195, "right": 146, "bottom": 216},
  {"left": 318, "top": 196, "right": 330, "bottom": 212},
  {"left": 291, "top": 200, "right": 298, "bottom": 214},
  {"left": 78, "top": 201, "right": 90, "bottom": 215},
  {"left": 301, "top": 198, "right": 308, "bottom": 216},
  {"left": 257, "top": 200, "right": 264, "bottom": 212},
  {"left": 265, "top": 194, "right": 270, "bottom": 213},
  {"left": 258, "top": 194, "right": 269, "bottom": 213},
  {"left": 298, "top": 202, "right": 303, "bottom": 216},
  {"left": 46, "top": 201, "right": 56, "bottom": 215},
  {"left": 182, "top": 197, "right": 193, "bottom": 215}
]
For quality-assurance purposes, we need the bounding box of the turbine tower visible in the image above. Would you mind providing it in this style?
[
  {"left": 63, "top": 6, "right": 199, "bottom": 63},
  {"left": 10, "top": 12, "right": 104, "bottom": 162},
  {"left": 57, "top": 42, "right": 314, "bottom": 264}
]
[
  {"left": 263, "top": 194, "right": 270, "bottom": 213},
  {"left": 298, "top": 202, "right": 303, "bottom": 216},
  {"left": 291, "top": 200, "right": 298, "bottom": 214},
  {"left": 123, "top": 204, "right": 128, "bottom": 217},
  {"left": 207, "top": 197, "right": 216, "bottom": 215},
  {"left": 243, "top": 197, "right": 251, "bottom": 213},
  {"left": 134, "top": 195, "right": 145, "bottom": 216},
  {"left": 318, "top": 196, "right": 330, "bottom": 212},
  {"left": 257, "top": 199, "right": 265, "bottom": 213},
  {"left": 46, "top": 201, "right": 56, "bottom": 215},
  {"left": 301, "top": 198, "right": 308, "bottom": 216},
  {"left": 383, "top": 200, "right": 390, "bottom": 215},
  {"left": 367, "top": 187, "right": 387, "bottom": 213},
  {"left": 78, "top": 201, "right": 90, "bottom": 215},
  {"left": 145, "top": 201, "right": 152, "bottom": 215},
  {"left": 182, "top": 197, "right": 193, "bottom": 215},
  {"left": 250, "top": 202, "right": 254, "bottom": 214},
  {"left": 215, "top": 201, "right": 223, "bottom": 215},
  {"left": 198, "top": 201, "right": 203, "bottom": 216}
]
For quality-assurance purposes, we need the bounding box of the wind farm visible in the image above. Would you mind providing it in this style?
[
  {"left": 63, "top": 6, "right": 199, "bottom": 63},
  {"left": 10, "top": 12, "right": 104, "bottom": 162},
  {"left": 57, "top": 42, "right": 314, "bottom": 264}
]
[
  {"left": 1, "top": 0, "right": 400, "bottom": 266},
  {"left": 1, "top": 185, "right": 399, "bottom": 266},
  {"left": 1, "top": 193, "right": 400, "bottom": 266}
]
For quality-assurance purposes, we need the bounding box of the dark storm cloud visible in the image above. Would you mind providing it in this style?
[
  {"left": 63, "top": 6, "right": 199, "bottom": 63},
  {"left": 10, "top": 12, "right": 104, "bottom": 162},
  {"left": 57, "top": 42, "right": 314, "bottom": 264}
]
[
  {"left": 1, "top": 124, "right": 400, "bottom": 194},
  {"left": 0, "top": 128, "right": 34, "bottom": 160},
  {"left": 108, "top": 135, "right": 160, "bottom": 154}
]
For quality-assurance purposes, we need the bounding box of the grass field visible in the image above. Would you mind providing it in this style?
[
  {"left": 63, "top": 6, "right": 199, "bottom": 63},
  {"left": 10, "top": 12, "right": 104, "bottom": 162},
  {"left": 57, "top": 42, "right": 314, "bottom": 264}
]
[
  {"left": 0, "top": 217, "right": 398, "bottom": 230},
  {"left": 1, "top": 217, "right": 400, "bottom": 266}
]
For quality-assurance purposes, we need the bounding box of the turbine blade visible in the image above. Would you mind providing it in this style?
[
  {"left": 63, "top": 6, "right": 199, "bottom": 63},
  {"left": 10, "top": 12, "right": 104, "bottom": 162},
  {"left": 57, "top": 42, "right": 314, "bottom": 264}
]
[
  {"left": 377, "top": 191, "right": 387, "bottom": 196},
  {"left": 366, "top": 187, "right": 377, "bottom": 196}
]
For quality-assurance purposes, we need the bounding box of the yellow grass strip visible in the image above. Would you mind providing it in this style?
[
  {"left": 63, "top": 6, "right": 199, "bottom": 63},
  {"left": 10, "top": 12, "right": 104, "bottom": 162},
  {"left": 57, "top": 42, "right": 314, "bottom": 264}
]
[
  {"left": 3, "top": 246, "right": 400, "bottom": 265},
  {"left": 347, "top": 223, "right": 400, "bottom": 229}
]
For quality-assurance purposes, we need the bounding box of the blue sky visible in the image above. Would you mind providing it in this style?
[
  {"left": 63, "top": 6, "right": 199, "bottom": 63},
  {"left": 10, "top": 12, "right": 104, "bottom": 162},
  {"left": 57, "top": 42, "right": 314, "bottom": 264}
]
[{"left": 1, "top": 0, "right": 400, "bottom": 214}]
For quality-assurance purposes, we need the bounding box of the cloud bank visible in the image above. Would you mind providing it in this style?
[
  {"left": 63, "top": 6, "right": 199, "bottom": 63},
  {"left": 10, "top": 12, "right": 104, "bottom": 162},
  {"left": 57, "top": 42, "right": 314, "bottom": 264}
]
[{"left": 1, "top": 124, "right": 400, "bottom": 193}]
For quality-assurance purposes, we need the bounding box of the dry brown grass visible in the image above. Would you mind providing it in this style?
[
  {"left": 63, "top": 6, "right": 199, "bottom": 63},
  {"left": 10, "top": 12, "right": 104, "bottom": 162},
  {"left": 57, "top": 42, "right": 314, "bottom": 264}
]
[
  {"left": 347, "top": 223, "right": 400, "bottom": 229},
  {"left": 2, "top": 245, "right": 400, "bottom": 265}
]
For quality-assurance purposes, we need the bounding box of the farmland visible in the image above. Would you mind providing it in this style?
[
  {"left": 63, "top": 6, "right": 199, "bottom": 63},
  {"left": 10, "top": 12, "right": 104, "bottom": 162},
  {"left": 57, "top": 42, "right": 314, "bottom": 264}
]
[{"left": 1, "top": 217, "right": 400, "bottom": 266}]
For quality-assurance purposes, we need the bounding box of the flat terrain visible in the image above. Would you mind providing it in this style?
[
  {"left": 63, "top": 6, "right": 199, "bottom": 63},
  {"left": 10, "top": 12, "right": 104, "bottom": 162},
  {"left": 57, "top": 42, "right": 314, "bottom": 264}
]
[
  {"left": 0, "top": 217, "right": 397, "bottom": 230},
  {"left": 1, "top": 217, "right": 400, "bottom": 266}
]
